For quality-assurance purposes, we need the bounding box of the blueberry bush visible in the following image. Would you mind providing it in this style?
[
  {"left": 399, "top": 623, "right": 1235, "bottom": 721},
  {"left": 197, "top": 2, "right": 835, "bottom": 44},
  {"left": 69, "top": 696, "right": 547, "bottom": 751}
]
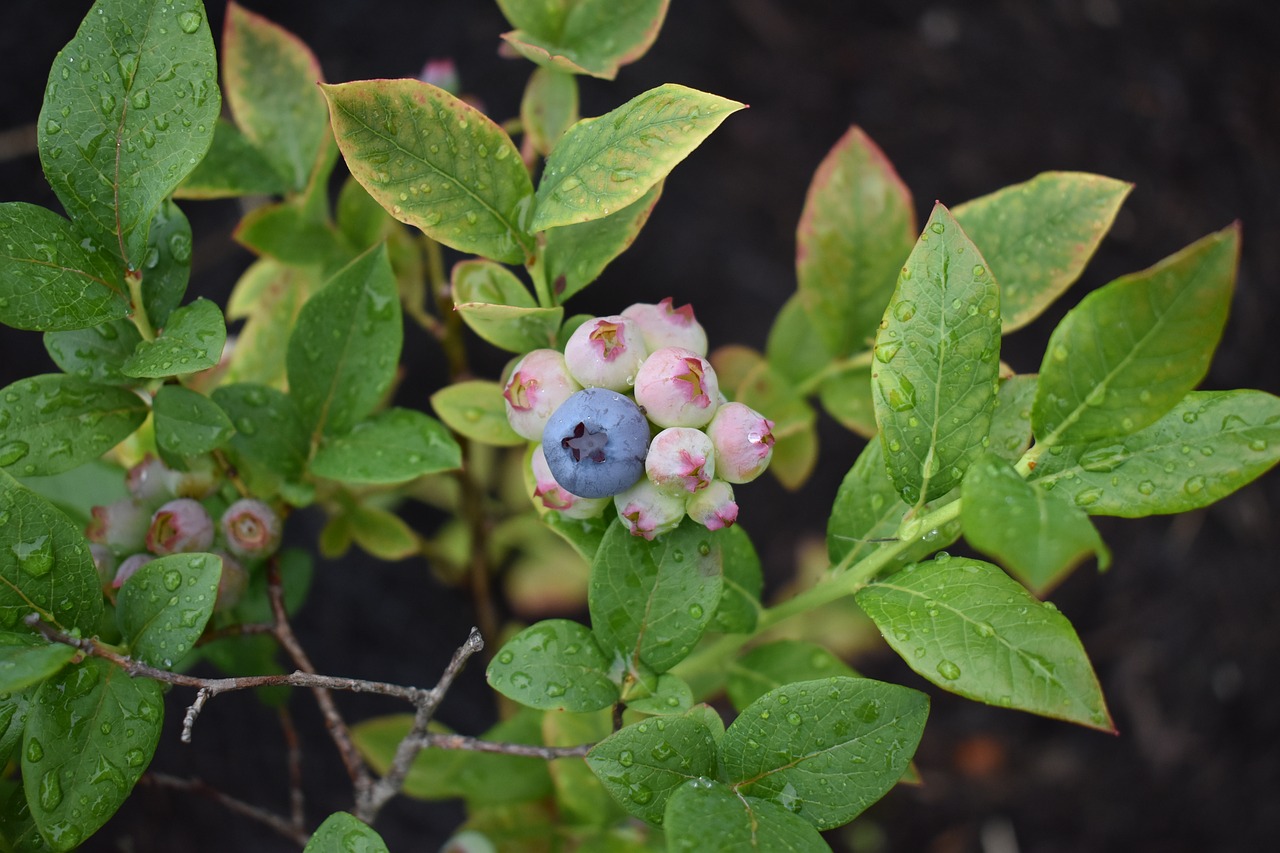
[{"left": 1, "top": 1, "right": 1277, "bottom": 850}]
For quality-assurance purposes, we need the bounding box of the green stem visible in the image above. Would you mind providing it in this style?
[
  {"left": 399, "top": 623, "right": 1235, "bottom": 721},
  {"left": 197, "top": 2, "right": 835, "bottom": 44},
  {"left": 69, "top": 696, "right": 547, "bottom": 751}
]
[
  {"left": 795, "top": 350, "right": 874, "bottom": 397},
  {"left": 527, "top": 236, "right": 555, "bottom": 309},
  {"left": 125, "top": 270, "right": 155, "bottom": 342}
]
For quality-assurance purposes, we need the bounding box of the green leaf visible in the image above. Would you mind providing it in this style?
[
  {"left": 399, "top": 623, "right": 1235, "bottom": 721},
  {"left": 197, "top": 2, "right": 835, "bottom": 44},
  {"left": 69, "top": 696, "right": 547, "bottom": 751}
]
[
  {"left": 624, "top": 672, "right": 694, "bottom": 716},
  {"left": 545, "top": 508, "right": 615, "bottom": 564},
  {"left": 589, "top": 518, "right": 723, "bottom": 674},
  {"left": 988, "top": 374, "right": 1037, "bottom": 463},
  {"left": 15, "top": 460, "right": 128, "bottom": 532},
  {"left": 286, "top": 244, "right": 402, "bottom": 440},
  {"left": 140, "top": 199, "right": 192, "bottom": 329},
  {"left": 533, "top": 84, "right": 744, "bottom": 231},
  {"left": 873, "top": 203, "right": 1001, "bottom": 504},
  {"left": 234, "top": 201, "right": 356, "bottom": 273},
  {"left": 0, "top": 203, "right": 127, "bottom": 332},
  {"left": 1, "top": 686, "right": 33, "bottom": 766},
  {"left": 224, "top": 259, "right": 321, "bottom": 389},
  {"left": 954, "top": 172, "right": 1132, "bottom": 333},
  {"left": 116, "top": 552, "right": 221, "bottom": 669},
  {"left": 452, "top": 260, "right": 562, "bottom": 352},
  {"left": 230, "top": 547, "right": 311, "bottom": 626},
  {"left": 521, "top": 66, "right": 579, "bottom": 155},
  {"left": 542, "top": 182, "right": 664, "bottom": 302},
  {"left": 23, "top": 659, "right": 163, "bottom": 851},
  {"left": 708, "top": 524, "right": 762, "bottom": 634},
  {"left": 0, "top": 636, "right": 76, "bottom": 694},
  {"left": 0, "top": 375, "right": 148, "bottom": 478},
  {"left": 210, "top": 384, "right": 308, "bottom": 499},
  {"left": 855, "top": 556, "right": 1113, "bottom": 731},
  {"left": 347, "top": 506, "right": 418, "bottom": 561},
  {"left": 0, "top": 779, "right": 51, "bottom": 853},
  {"left": 487, "top": 619, "right": 618, "bottom": 712},
  {"left": 962, "top": 453, "right": 1108, "bottom": 593},
  {"left": 498, "top": 0, "right": 670, "bottom": 80},
  {"left": 796, "top": 126, "right": 916, "bottom": 357},
  {"left": 725, "top": 640, "right": 859, "bottom": 713},
  {"left": 152, "top": 385, "right": 234, "bottom": 461},
  {"left": 1030, "top": 389, "right": 1280, "bottom": 517},
  {"left": 663, "top": 779, "right": 829, "bottom": 852},
  {"left": 121, "top": 298, "right": 226, "bottom": 379},
  {"left": 430, "top": 380, "right": 525, "bottom": 447},
  {"left": 310, "top": 408, "right": 461, "bottom": 484},
  {"left": 173, "top": 119, "right": 290, "bottom": 199},
  {"left": 764, "top": 293, "right": 832, "bottom": 385},
  {"left": 1032, "top": 224, "right": 1239, "bottom": 447},
  {"left": 452, "top": 258, "right": 535, "bottom": 307},
  {"left": 322, "top": 79, "right": 535, "bottom": 264},
  {"left": 586, "top": 711, "right": 719, "bottom": 825},
  {"left": 304, "top": 812, "right": 388, "bottom": 853},
  {"left": 37, "top": 0, "right": 219, "bottom": 269},
  {"left": 336, "top": 176, "right": 397, "bottom": 250},
  {"left": 43, "top": 319, "right": 143, "bottom": 387},
  {"left": 818, "top": 364, "right": 877, "bottom": 438},
  {"left": 543, "top": 709, "right": 624, "bottom": 827},
  {"left": 224, "top": 2, "right": 330, "bottom": 193},
  {"left": 722, "top": 677, "right": 927, "bottom": 829}
]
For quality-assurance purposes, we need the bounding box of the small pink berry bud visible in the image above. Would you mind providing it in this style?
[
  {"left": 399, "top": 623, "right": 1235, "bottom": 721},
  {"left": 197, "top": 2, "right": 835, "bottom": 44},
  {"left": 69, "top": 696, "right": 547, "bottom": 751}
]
[
  {"left": 213, "top": 550, "right": 249, "bottom": 612},
  {"left": 419, "top": 58, "right": 460, "bottom": 94},
  {"left": 613, "top": 479, "right": 686, "bottom": 540},
  {"left": 220, "top": 498, "right": 283, "bottom": 559},
  {"left": 645, "top": 428, "right": 716, "bottom": 496},
  {"left": 563, "top": 315, "right": 649, "bottom": 391},
  {"left": 112, "top": 553, "right": 154, "bottom": 589},
  {"left": 633, "top": 347, "right": 720, "bottom": 428},
  {"left": 90, "top": 543, "right": 117, "bottom": 587},
  {"left": 126, "top": 455, "right": 175, "bottom": 504},
  {"left": 621, "top": 298, "right": 709, "bottom": 356},
  {"left": 686, "top": 480, "right": 738, "bottom": 531},
  {"left": 706, "top": 402, "right": 775, "bottom": 484},
  {"left": 530, "top": 446, "right": 609, "bottom": 520},
  {"left": 86, "top": 498, "right": 151, "bottom": 555},
  {"left": 146, "top": 498, "right": 215, "bottom": 556},
  {"left": 503, "top": 349, "right": 583, "bottom": 441}
]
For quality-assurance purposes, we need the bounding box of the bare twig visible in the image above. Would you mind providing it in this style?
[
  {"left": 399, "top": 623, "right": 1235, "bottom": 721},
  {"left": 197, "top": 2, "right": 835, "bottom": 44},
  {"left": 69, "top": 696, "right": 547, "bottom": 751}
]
[
  {"left": 142, "top": 773, "right": 309, "bottom": 847},
  {"left": 418, "top": 733, "right": 592, "bottom": 760},
  {"left": 277, "top": 707, "right": 307, "bottom": 832},
  {"left": 196, "top": 621, "right": 275, "bottom": 646}
]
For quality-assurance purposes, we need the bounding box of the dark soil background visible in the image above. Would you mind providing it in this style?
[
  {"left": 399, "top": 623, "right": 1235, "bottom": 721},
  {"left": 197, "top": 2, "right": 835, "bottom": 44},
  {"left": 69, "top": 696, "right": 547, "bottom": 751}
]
[{"left": 3, "top": 1, "right": 1279, "bottom": 851}]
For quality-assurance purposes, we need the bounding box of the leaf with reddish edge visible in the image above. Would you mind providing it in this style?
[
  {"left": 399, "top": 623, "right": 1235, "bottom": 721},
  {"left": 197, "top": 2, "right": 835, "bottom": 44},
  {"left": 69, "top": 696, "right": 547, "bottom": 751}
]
[
  {"left": 498, "top": 0, "right": 671, "bottom": 80},
  {"left": 322, "top": 79, "right": 535, "bottom": 264},
  {"left": 223, "top": 1, "right": 330, "bottom": 193},
  {"left": 796, "top": 126, "right": 916, "bottom": 357}
]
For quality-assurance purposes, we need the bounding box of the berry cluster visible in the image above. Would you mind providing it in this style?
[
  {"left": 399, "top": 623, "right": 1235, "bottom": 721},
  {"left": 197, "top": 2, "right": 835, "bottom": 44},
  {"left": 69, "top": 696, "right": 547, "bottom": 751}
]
[
  {"left": 86, "top": 455, "right": 282, "bottom": 611},
  {"left": 503, "top": 299, "right": 775, "bottom": 540}
]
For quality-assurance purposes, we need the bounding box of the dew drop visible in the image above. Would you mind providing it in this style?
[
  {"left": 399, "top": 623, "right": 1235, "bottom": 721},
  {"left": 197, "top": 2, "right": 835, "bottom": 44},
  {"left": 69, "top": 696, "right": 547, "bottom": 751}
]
[
  {"left": 786, "top": 712, "right": 802, "bottom": 726},
  {"left": 1137, "top": 480, "right": 1155, "bottom": 495},
  {"left": 687, "top": 603, "right": 703, "bottom": 620},
  {"left": 974, "top": 621, "right": 996, "bottom": 638},
  {"left": 27, "top": 738, "right": 45, "bottom": 763},
  {"left": 936, "top": 659, "right": 962, "bottom": 680},
  {"left": 162, "top": 570, "right": 182, "bottom": 591},
  {"left": 892, "top": 300, "right": 916, "bottom": 322},
  {"left": 930, "top": 221, "right": 945, "bottom": 234},
  {"left": 0, "top": 440, "right": 30, "bottom": 466},
  {"left": 1073, "top": 487, "right": 1103, "bottom": 507},
  {"left": 131, "top": 90, "right": 150, "bottom": 110},
  {"left": 497, "top": 651, "right": 513, "bottom": 664},
  {"left": 618, "top": 749, "right": 634, "bottom": 767},
  {"left": 177, "top": 10, "right": 203, "bottom": 33},
  {"left": 1184, "top": 476, "right": 1205, "bottom": 495},
  {"left": 39, "top": 770, "right": 63, "bottom": 809},
  {"left": 545, "top": 682, "right": 566, "bottom": 697}
]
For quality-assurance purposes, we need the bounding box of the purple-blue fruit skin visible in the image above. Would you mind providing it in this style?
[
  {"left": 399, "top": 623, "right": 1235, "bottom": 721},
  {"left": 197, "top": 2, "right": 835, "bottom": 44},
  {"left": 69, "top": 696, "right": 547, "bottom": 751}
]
[{"left": 541, "top": 388, "right": 650, "bottom": 499}]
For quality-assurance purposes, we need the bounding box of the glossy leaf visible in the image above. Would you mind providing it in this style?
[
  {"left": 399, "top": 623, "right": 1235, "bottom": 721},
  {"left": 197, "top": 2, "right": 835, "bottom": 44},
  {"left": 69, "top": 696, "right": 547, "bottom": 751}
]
[
  {"left": 121, "top": 297, "right": 226, "bottom": 379},
  {"left": 452, "top": 259, "right": 536, "bottom": 307},
  {"left": 224, "top": 2, "right": 330, "bottom": 192},
  {"left": 224, "top": 259, "right": 321, "bottom": 389},
  {"left": 709, "top": 524, "right": 763, "bottom": 634},
  {"left": 152, "top": 385, "right": 234, "bottom": 461},
  {"left": 663, "top": 779, "right": 829, "bottom": 852},
  {"left": 818, "top": 364, "right": 877, "bottom": 438},
  {"left": 1030, "top": 390, "right": 1280, "bottom": 517},
  {"left": 451, "top": 259, "right": 559, "bottom": 351},
  {"left": 488, "top": 619, "right": 618, "bottom": 712},
  {"left": 543, "top": 182, "right": 663, "bottom": 302},
  {"left": 521, "top": 66, "right": 579, "bottom": 155},
  {"left": 873, "top": 203, "right": 1001, "bottom": 504},
  {"left": 116, "top": 552, "right": 220, "bottom": 669},
  {"left": 855, "top": 556, "right": 1113, "bottom": 730},
  {"left": 1032, "top": 225, "right": 1239, "bottom": 446},
  {"left": 303, "top": 812, "right": 388, "bottom": 853},
  {"left": 954, "top": 172, "right": 1132, "bottom": 333},
  {"left": 234, "top": 201, "right": 356, "bottom": 272},
  {"left": 796, "top": 126, "right": 916, "bottom": 356},
  {"left": 545, "top": 509, "right": 614, "bottom": 564},
  {"left": 764, "top": 293, "right": 832, "bottom": 385},
  {"left": 210, "top": 384, "right": 308, "bottom": 499},
  {"left": 286, "top": 245, "right": 402, "bottom": 440},
  {"left": 498, "top": 0, "right": 670, "bottom": 80},
  {"left": 0, "top": 636, "right": 76, "bottom": 694},
  {"left": 430, "top": 380, "right": 525, "bottom": 447},
  {"left": 533, "top": 84, "right": 744, "bottom": 231},
  {"left": 726, "top": 640, "right": 859, "bottom": 713},
  {"left": 988, "top": 374, "right": 1037, "bottom": 462},
  {"left": 347, "top": 506, "right": 418, "bottom": 561},
  {"left": 0, "top": 203, "right": 127, "bottom": 332},
  {"left": 589, "top": 518, "right": 723, "bottom": 674},
  {"left": 23, "top": 659, "right": 163, "bottom": 851},
  {"left": 37, "top": 0, "right": 219, "bottom": 269},
  {"left": 173, "top": 119, "right": 289, "bottom": 199},
  {"left": 625, "top": 672, "right": 694, "bottom": 716},
  {"left": 9, "top": 460, "right": 127, "bottom": 534},
  {"left": 586, "top": 711, "right": 719, "bottom": 824},
  {"left": 140, "top": 199, "right": 192, "bottom": 329},
  {"left": 721, "top": 677, "right": 928, "bottom": 828},
  {"left": 0, "top": 374, "right": 148, "bottom": 478},
  {"left": 0, "top": 685, "right": 33, "bottom": 766},
  {"left": 962, "top": 453, "right": 1109, "bottom": 593},
  {"left": 323, "top": 79, "right": 534, "bottom": 264},
  {"left": 310, "top": 408, "right": 461, "bottom": 484},
  {"left": 43, "top": 319, "right": 143, "bottom": 386}
]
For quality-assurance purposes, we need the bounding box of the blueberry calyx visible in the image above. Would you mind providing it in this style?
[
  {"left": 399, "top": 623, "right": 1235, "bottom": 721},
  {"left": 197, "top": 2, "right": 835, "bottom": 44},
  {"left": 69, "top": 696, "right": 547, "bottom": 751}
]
[{"left": 562, "top": 422, "right": 608, "bottom": 463}]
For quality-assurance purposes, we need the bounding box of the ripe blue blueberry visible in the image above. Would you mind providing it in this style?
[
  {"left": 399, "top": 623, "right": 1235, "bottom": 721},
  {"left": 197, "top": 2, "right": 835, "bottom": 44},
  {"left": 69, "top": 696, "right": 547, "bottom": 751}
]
[{"left": 541, "top": 388, "right": 651, "bottom": 499}]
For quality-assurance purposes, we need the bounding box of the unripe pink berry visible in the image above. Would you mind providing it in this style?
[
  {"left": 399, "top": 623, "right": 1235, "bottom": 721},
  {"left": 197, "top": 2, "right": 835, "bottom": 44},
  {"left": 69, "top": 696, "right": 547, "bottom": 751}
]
[
  {"left": 220, "top": 499, "right": 283, "bottom": 559},
  {"left": 645, "top": 428, "right": 715, "bottom": 496},
  {"left": 686, "top": 480, "right": 738, "bottom": 531},
  {"left": 563, "top": 315, "right": 648, "bottom": 391},
  {"left": 614, "top": 479, "right": 686, "bottom": 540},
  {"left": 112, "top": 553, "right": 154, "bottom": 589},
  {"left": 213, "top": 550, "right": 249, "bottom": 612},
  {"left": 530, "top": 446, "right": 609, "bottom": 520},
  {"left": 706, "top": 403, "right": 775, "bottom": 484},
  {"left": 621, "top": 298, "right": 708, "bottom": 356},
  {"left": 503, "top": 349, "right": 583, "bottom": 441},
  {"left": 146, "top": 498, "right": 215, "bottom": 556},
  {"left": 633, "top": 347, "right": 720, "bottom": 428},
  {"left": 126, "top": 455, "right": 175, "bottom": 504},
  {"left": 86, "top": 498, "right": 151, "bottom": 555}
]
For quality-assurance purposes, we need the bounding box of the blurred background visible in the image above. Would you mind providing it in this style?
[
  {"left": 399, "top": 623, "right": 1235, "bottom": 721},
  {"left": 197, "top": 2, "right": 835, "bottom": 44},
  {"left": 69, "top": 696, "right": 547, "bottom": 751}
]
[{"left": 2, "top": 1, "right": 1278, "bottom": 850}]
